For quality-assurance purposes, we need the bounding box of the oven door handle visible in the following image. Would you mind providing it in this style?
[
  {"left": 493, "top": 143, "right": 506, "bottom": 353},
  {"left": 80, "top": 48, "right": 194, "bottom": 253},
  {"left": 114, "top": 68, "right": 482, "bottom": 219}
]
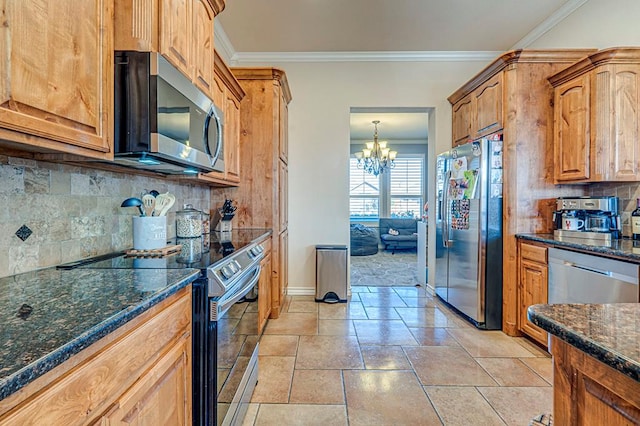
[{"left": 214, "top": 266, "right": 261, "bottom": 320}]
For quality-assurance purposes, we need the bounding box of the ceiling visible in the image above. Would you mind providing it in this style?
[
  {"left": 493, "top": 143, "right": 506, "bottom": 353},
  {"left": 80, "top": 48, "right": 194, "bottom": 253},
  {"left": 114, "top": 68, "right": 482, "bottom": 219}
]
[
  {"left": 217, "top": 0, "right": 576, "bottom": 54},
  {"left": 216, "top": 0, "right": 579, "bottom": 141}
]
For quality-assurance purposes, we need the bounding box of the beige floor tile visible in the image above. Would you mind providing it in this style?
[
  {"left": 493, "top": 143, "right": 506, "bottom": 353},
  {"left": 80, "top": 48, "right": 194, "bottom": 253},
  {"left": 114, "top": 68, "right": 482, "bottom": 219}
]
[
  {"left": 241, "top": 403, "right": 259, "bottom": 426},
  {"left": 357, "top": 292, "right": 408, "bottom": 307},
  {"left": 251, "top": 356, "right": 295, "bottom": 403},
  {"left": 393, "top": 286, "right": 429, "bottom": 297},
  {"left": 360, "top": 345, "right": 411, "bottom": 370},
  {"left": 253, "top": 404, "right": 347, "bottom": 426},
  {"left": 318, "top": 319, "right": 356, "bottom": 335},
  {"left": 259, "top": 335, "right": 299, "bottom": 356},
  {"left": 343, "top": 370, "right": 441, "bottom": 425},
  {"left": 408, "top": 327, "right": 461, "bottom": 347},
  {"left": 364, "top": 286, "right": 397, "bottom": 293},
  {"left": 318, "top": 301, "right": 368, "bottom": 319},
  {"left": 395, "top": 306, "right": 460, "bottom": 327},
  {"left": 515, "top": 336, "right": 551, "bottom": 357},
  {"left": 520, "top": 357, "right": 553, "bottom": 385},
  {"left": 399, "top": 296, "right": 437, "bottom": 307},
  {"left": 353, "top": 319, "right": 418, "bottom": 346},
  {"left": 263, "top": 312, "right": 318, "bottom": 335},
  {"left": 425, "top": 386, "right": 506, "bottom": 426},
  {"left": 363, "top": 306, "right": 401, "bottom": 319},
  {"left": 296, "top": 335, "right": 364, "bottom": 369},
  {"left": 350, "top": 286, "right": 370, "bottom": 293},
  {"left": 447, "top": 328, "right": 537, "bottom": 358},
  {"left": 289, "top": 369, "right": 345, "bottom": 404},
  {"left": 476, "top": 358, "right": 551, "bottom": 387},
  {"left": 478, "top": 386, "right": 553, "bottom": 426},
  {"left": 287, "top": 300, "right": 319, "bottom": 313},
  {"left": 405, "top": 346, "right": 497, "bottom": 386}
]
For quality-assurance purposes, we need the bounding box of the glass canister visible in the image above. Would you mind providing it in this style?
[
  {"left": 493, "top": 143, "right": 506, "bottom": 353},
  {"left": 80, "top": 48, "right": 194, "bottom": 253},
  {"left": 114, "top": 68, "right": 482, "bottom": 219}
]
[
  {"left": 176, "top": 204, "right": 203, "bottom": 238},
  {"left": 202, "top": 210, "right": 210, "bottom": 235}
]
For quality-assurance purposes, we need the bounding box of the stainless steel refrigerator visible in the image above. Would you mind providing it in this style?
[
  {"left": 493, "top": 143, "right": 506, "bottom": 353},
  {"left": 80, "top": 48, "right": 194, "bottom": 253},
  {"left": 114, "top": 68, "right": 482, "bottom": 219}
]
[{"left": 435, "top": 135, "right": 503, "bottom": 329}]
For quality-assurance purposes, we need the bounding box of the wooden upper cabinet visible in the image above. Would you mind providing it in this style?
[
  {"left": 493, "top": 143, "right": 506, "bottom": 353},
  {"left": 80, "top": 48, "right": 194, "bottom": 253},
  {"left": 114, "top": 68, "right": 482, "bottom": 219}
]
[
  {"left": 474, "top": 73, "right": 503, "bottom": 137},
  {"left": 0, "top": 0, "right": 114, "bottom": 159},
  {"left": 553, "top": 74, "right": 591, "bottom": 182},
  {"left": 279, "top": 89, "right": 289, "bottom": 163},
  {"left": 549, "top": 48, "right": 640, "bottom": 183},
  {"left": 115, "top": 0, "right": 220, "bottom": 101},
  {"left": 225, "top": 94, "right": 241, "bottom": 182},
  {"left": 452, "top": 94, "right": 473, "bottom": 147}
]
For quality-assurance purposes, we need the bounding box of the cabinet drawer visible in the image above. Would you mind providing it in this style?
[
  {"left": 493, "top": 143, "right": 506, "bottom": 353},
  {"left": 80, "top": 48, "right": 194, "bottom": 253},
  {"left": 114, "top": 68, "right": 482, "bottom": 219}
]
[{"left": 521, "top": 243, "right": 547, "bottom": 264}]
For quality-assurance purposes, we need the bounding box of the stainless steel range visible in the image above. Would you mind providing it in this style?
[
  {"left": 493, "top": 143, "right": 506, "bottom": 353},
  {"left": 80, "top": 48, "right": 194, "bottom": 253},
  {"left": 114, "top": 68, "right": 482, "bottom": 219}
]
[{"left": 57, "top": 229, "right": 269, "bottom": 426}]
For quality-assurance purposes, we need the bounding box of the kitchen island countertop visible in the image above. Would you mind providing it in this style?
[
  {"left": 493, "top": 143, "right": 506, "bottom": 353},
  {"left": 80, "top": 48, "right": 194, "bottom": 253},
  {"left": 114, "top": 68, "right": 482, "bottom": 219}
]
[
  {"left": 0, "top": 266, "right": 200, "bottom": 400},
  {"left": 528, "top": 303, "right": 640, "bottom": 381}
]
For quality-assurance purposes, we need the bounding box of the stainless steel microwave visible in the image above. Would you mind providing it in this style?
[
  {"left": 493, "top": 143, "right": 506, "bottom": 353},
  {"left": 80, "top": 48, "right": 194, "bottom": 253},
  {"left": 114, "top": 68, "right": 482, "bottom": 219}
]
[{"left": 113, "top": 51, "right": 224, "bottom": 175}]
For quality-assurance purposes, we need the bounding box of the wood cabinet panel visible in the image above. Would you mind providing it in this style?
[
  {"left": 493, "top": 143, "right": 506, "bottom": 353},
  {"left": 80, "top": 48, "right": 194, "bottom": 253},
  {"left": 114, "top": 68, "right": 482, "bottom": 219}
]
[
  {"left": 278, "top": 230, "right": 289, "bottom": 312},
  {"left": 552, "top": 336, "right": 640, "bottom": 425},
  {"left": 0, "top": 0, "right": 113, "bottom": 159},
  {"left": 0, "top": 288, "right": 192, "bottom": 425},
  {"left": 553, "top": 74, "right": 591, "bottom": 182},
  {"left": 159, "top": 0, "right": 192, "bottom": 80},
  {"left": 278, "top": 162, "right": 288, "bottom": 233},
  {"left": 258, "top": 252, "right": 272, "bottom": 334},
  {"left": 519, "top": 259, "right": 548, "bottom": 346},
  {"left": 474, "top": 73, "right": 503, "bottom": 136},
  {"left": 225, "top": 93, "right": 241, "bottom": 183},
  {"left": 452, "top": 94, "right": 473, "bottom": 147},
  {"left": 192, "top": 0, "right": 214, "bottom": 97}
]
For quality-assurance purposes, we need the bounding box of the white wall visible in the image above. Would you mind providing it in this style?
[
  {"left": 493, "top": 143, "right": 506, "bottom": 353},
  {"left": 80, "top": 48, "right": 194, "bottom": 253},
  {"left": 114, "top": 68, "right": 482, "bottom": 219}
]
[{"left": 261, "top": 60, "right": 484, "bottom": 292}]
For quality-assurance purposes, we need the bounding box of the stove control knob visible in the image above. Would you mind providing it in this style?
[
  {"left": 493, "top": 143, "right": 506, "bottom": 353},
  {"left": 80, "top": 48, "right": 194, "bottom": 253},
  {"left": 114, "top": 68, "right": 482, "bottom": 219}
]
[{"left": 220, "top": 265, "right": 234, "bottom": 279}]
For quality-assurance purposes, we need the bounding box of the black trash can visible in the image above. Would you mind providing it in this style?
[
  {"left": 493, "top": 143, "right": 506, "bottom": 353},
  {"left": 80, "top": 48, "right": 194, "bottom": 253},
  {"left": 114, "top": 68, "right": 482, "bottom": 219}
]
[{"left": 315, "top": 245, "right": 348, "bottom": 303}]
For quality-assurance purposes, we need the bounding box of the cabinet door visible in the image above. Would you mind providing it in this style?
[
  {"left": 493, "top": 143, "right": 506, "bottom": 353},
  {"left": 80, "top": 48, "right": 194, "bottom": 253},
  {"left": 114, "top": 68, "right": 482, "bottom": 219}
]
[
  {"left": 519, "top": 259, "right": 548, "bottom": 346},
  {"left": 278, "top": 161, "right": 288, "bottom": 233},
  {"left": 0, "top": 0, "right": 113, "bottom": 158},
  {"left": 452, "top": 94, "right": 473, "bottom": 147},
  {"left": 192, "top": 0, "right": 214, "bottom": 99},
  {"left": 225, "top": 93, "right": 241, "bottom": 183},
  {"left": 278, "top": 88, "right": 289, "bottom": 163},
  {"left": 592, "top": 64, "right": 640, "bottom": 181},
  {"left": 101, "top": 333, "right": 192, "bottom": 425},
  {"left": 553, "top": 74, "right": 591, "bottom": 182},
  {"left": 160, "top": 0, "right": 192, "bottom": 79},
  {"left": 279, "top": 230, "right": 289, "bottom": 309},
  {"left": 474, "top": 73, "right": 503, "bottom": 136},
  {"left": 258, "top": 252, "right": 272, "bottom": 333}
]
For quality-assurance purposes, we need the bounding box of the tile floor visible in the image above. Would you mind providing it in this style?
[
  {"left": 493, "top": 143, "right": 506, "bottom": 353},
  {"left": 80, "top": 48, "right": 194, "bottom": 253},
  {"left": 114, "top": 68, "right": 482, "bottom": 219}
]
[{"left": 242, "top": 286, "right": 553, "bottom": 426}]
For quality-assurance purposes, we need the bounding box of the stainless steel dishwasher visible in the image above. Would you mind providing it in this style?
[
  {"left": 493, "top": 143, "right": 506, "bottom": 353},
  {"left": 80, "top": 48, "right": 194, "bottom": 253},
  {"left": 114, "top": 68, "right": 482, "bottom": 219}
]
[{"left": 548, "top": 247, "right": 639, "bottom": 304}]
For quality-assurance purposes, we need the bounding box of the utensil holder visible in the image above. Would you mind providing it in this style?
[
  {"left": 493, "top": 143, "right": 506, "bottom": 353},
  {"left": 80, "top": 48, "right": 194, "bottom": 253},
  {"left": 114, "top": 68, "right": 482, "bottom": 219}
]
[{"left": 132, "top": 216, "right": 167, "bottom": 250}]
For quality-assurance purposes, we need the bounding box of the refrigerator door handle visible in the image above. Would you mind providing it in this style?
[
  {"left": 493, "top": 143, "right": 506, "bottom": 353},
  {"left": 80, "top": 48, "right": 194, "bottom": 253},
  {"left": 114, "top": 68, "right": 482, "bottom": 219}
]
[{"left": 442, "top": 170, "right": 451, "bottom": 248}]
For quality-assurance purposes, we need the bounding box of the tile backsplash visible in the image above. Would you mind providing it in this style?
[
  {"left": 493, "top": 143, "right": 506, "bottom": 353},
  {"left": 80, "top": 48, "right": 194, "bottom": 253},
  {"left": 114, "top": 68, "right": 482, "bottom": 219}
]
[
  {"left": 0, "top": 155, "right": 210, "bottom": 278},
  {"left": 590, "top": 182, "right": 640, "bottom": 237}
]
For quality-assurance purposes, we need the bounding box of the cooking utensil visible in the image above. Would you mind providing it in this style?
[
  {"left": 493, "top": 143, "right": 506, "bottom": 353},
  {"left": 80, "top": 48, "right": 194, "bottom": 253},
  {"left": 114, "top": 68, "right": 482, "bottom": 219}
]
[
  {"left": 121, "top": 197, "right": 144, "bottom": 216},
  {"left": 149, "top": 190, "right": 160, "bottom": 197},
  {"left": 154, "top": 192, "right": 176, "bottom": 217},
  {"left": 141, "top": 194, "right": 156, "bottom": 217}
]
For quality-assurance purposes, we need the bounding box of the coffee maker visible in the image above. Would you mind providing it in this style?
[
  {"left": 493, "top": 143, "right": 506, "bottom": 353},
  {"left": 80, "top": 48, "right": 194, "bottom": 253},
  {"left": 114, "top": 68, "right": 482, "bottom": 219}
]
[{"left": 552, "top": 196, "right": 621, "bottom": 244}]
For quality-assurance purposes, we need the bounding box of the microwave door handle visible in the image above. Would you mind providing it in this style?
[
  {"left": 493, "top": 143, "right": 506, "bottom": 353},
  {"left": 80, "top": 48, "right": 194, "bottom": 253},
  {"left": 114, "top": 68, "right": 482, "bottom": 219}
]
[{"left": 205, "top": 108, "right": 223, "bottom": 164}]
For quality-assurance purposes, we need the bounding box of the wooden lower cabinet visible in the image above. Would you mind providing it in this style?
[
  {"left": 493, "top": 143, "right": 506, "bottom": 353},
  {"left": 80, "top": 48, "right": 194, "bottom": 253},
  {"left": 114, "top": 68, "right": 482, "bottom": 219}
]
[
  {"left": 518, "top": 242, "right": 548, "bottom": 346},
  {"left": 552, "top": 336, "right": 640, "bottom": 425},
  {"left": 0, "top": 287, "right": 192, "bottom": 425},
  {"left": 258, "top": 252, "right": 272, "bottom": 333}
]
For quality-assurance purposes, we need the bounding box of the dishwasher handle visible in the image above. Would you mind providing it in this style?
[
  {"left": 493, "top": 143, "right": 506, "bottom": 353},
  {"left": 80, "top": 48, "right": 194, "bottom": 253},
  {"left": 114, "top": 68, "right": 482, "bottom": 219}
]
[{"left": 561, "top": 261, "right": 612, "bottom": 277}]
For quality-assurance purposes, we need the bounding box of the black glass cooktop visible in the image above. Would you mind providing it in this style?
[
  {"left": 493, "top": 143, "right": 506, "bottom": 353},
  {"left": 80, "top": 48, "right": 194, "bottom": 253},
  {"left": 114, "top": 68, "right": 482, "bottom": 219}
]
[{"left": 57, "top": 229, "right": 270, "bottom": 272}]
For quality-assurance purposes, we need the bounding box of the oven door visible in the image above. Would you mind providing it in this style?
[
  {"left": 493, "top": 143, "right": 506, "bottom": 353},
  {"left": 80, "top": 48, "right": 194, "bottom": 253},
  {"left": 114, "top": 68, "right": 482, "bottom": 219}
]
[{"left": 210, "top": 265, "right": 262, "bottom": 426}]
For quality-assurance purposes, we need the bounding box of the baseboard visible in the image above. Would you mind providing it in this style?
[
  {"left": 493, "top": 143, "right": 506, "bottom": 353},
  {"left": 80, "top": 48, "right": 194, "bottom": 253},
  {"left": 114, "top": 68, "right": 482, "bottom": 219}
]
[{"left": 286, "top": 286, "right": 317, "bottom": 296}]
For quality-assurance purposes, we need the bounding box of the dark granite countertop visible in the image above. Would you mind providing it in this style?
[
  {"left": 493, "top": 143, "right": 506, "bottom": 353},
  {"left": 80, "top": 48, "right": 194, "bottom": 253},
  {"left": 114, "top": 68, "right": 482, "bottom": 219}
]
[
  {"left": 528, "top": 303, "right": 640, "bottom": 381},
  {"left": 517, "top": 233, "right": 640, "bottom": 263},
  {"left": 0, "top": 267, "right": 200, "bottom": 400}
]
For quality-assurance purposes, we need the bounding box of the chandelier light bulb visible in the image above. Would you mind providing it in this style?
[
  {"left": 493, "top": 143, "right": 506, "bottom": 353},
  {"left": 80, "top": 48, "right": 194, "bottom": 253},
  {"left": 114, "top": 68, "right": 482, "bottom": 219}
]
[{"left": 354, "top": 120, "right": 397, "bottom": 176}]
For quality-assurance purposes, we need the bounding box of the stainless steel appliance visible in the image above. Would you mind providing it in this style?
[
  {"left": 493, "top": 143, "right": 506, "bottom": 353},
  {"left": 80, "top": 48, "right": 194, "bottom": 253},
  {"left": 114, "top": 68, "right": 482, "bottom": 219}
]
[
  {"left": 113, "top": 51, "right": 224, "bottom": 175},
  {"left": 56, "top": 230, "right": 267, "bottom": 425},
  {"left": 435, "top": 134, "right": 503, "bottom": 329},
  {"left": 548, "top": 248, "right": 639, "bottom": 303},
  {"left": 552, "top": 196, "right": 621, "bottom": 245}
]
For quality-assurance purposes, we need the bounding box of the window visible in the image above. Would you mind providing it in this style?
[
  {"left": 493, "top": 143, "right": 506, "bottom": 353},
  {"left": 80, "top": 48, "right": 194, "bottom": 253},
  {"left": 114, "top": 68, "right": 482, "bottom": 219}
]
[
  {"left": 390, "top": 157, "right": 423, "bottom": 218},
  {"left": 349, "top": 155, "right": 424, "bottom": 220},
  {"left": 349, "top": 158, "right": 379, "bottom": 220}
]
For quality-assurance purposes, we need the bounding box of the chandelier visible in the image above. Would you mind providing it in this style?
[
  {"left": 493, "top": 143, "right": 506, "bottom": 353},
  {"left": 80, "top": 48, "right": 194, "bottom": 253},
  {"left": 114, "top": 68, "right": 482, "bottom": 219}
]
[{"left": 354, "top": 120, "right": 397, "bottom": 176}]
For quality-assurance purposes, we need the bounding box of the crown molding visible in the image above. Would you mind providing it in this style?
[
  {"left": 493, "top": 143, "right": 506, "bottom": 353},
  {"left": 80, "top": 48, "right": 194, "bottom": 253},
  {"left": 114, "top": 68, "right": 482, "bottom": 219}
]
[
  {"left": 511, "top": 0, "right": 590, "bottom": 49},
  {"left": 213, "top": 20, "right": 236, "bottom": 64},
  {"left": 230, "top": 50, "right": 502, "bottom": 63}
]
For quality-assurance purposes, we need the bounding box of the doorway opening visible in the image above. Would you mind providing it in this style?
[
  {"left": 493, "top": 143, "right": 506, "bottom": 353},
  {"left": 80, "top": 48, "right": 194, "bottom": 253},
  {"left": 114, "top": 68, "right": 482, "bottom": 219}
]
[{"left": 349, "top": 107, "right": 429, "bottom": 287}]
